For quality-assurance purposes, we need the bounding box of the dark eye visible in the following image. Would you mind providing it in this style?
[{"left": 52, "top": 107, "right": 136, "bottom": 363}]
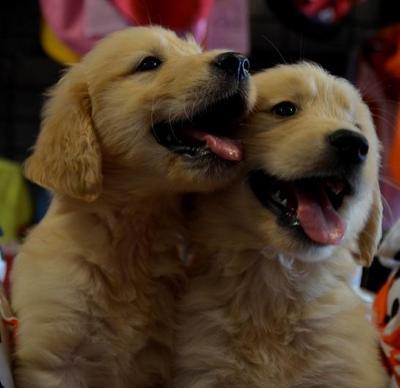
[
  {"left": 137, "top": 56, "right": 162, "bottom": 72},
  {"left": 271, "top": 101, "right": 297, "bottom": 117}
]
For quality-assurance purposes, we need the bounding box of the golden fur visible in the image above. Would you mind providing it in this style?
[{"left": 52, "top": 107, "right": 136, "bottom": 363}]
[
  {"left": 11, "top": 27, "right": 254, "bottom": 388},
  {"left": 173, "top": 64, "right": 388, "bottom": 388}
]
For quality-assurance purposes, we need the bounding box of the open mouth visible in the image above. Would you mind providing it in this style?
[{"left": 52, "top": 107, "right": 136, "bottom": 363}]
[
  {"left": 151, "top": 92, "right": 248, "bottom": 162},
  {"left": 248, "top": 171, "right": 353, "bottom": 245}
]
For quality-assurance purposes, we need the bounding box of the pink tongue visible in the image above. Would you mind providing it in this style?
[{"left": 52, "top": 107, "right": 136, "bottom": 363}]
[
  {"left": 189, "top": 129, "right": 243, "bottom": 161},
  {"left": 296, "top": 186, "right": 346, "bottom": 245}
]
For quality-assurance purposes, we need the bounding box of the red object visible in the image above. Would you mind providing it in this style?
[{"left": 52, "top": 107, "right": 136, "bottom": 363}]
[
  {"left": 294, "top": 0, "right": 362, "bottom": 23},
  {"left": 112, "top": 0, "right": 214, "bottom": 30},
  {"left": 1, "top": 247, "right": 16, "bottom": 297},
  {"left": 368, "top": 26, "right": 400, "bottom": 80}
]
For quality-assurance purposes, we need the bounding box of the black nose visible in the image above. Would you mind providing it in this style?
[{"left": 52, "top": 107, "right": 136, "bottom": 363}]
[
  {"left": 213, "top": 52, "right": 250, "bottom": 81},
  {"left": 328, "top": 129, "right": 369, "bottom": 164}
]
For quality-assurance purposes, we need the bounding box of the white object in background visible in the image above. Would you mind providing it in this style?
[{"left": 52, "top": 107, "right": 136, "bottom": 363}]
[
  {"left": 0, "top": 287, "right": 15, "bottom": 388},
  {"left": 0, "top": 260, "right": 5, "bottom": 284}
]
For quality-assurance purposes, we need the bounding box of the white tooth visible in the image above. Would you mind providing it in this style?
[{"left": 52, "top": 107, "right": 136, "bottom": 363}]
[
  {"left": 281, "top": 199, "right": 288, "bottom": 206},
  {"left": 326, "top": 180, "right": 344, "bottom": 195}
]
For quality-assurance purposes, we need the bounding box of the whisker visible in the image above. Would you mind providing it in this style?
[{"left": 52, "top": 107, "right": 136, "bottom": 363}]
[
  {"left": 380, "top": 176, "right": 400, "bottom": 192},
  {"left": 381, "top": 194, "right": 395, "bottom": 226},
  {"left": 150, "top": 96, "right": 157, "bottom": 129},
  {"left": 182, "top": 96, "right": 192, "bottom": 122},
  {"left": 190, "top": 100, "right": 198, "bottom": 119},
  {"left": 371, "top": 112, "right": 397, "bottom": 127},
  {"left": 365, "top": 96, "right": 399, "bottom": 105},
  {"left": 167, "top": 110, "right": 180, "bottom": 143},
  {"left": 261, "top": 35, "right": 287, "bottom": 64},
  {"left": 298, "top": 34, "right": 304, "bottom": 61},
  {"left": 359, "top": 79, "right": 386, "bottom": 97}
]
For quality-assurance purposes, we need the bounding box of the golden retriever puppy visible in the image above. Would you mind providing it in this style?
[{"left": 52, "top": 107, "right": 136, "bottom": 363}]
[
  {"left": 11, "top": 26, "right": 254, "bottom": 388},
  {"left": 174, "top": 63, "right": 388, "bottom": 388}
]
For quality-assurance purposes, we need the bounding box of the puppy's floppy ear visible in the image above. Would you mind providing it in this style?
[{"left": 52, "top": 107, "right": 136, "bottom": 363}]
[
  {"left": 25, "top": 65, "right": 102, "bottom": 202},
  {"left": 352, "top": 185, "right": 383, "bottom": 266}
]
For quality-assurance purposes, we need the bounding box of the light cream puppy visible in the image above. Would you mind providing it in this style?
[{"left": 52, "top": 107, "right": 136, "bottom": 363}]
[
  {"left": 174, "top": 63, "right": 387, "bottom": 388},
  {"left": 11, "top": 26, "right": 254, "bottom": 388}
]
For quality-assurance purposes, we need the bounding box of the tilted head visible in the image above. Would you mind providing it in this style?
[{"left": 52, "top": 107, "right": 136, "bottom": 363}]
[
  {"left": 190, "top": 63, "right": 382, "bottom": 266},
  {"left": 25, "top": 26, "right": 255, "bottom": 202}
]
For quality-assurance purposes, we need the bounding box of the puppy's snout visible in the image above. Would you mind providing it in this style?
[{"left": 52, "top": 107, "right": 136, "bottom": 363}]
[
  {"left": 213, "top": 52, "right": 250, "bottom": 81},
  {"left": 328, "top": 129, "right": 369, "bottom": 164}
]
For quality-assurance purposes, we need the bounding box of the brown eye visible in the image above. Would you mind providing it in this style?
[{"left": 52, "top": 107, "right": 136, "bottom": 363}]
[
  {"left": 137, "top": 56, "right": 162, "bottom": 72},
  {"left": 271, "top": 101, "right": 297, "bottom": 117}
]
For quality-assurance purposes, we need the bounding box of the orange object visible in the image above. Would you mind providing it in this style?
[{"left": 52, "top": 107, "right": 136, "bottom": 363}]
[
  {"left": 374, "top": 272, "right": 400, "bottom": 385},
  {"left": 382, "top": 27, "right": 400, "bottom": 186},
  {"left": 40, "top": 19, "right": 80, "bottom": 65},
  {"left": 367, "top": 25, "right": 400, "bottom": 186}
]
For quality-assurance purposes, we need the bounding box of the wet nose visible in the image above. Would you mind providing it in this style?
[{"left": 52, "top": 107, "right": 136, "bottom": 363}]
[
  {"left": 213, "top": 52, "right": 250, "bottom": 81},
  {"left": 328, "top": 129, "right": 369, "bottom": 164}
]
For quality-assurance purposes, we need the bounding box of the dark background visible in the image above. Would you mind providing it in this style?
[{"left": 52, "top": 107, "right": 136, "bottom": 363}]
[{"left": 0, "top": 0, "right": 398, "bottom": 163}]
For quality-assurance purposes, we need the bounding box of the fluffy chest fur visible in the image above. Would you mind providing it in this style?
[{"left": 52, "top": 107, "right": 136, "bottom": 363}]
[
  {"left": 173, "top": 248, "right": 386, "bottom": 388},
  {"left": 11, "top": 197, "right": 185, "bottom": 388}
]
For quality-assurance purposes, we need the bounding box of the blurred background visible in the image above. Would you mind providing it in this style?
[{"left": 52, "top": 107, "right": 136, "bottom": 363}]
[{"left": 1, "top": 0, "right": 400, "bottom": 290}]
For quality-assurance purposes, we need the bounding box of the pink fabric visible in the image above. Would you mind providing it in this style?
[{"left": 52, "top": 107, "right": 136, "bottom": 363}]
[
  {"left": 40, "top": 0, "right": 129, "bottom": 54},
  {"left": 40, "top": 0, "right": 96, "bottom": 54},
  {"left": 85, "top": 0, "right": 130, "bottom": 38},
  {"left": 207, "top": 0, "right": 249, "bottom": 54},
  {"left": 40, "top": 0, "right": 249, "bottom": 55}
]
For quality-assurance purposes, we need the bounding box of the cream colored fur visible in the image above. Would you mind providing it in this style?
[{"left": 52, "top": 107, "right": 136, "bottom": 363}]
[
  {"left": 174, "top": 64, "right": 388, "bottom": 388},
  {"left": 11, "top": 27, "right": 254, "bottom": 388}
]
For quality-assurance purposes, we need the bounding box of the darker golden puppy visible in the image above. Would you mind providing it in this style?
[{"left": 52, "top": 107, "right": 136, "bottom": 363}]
[
  {"left": 11, "top": 26, "right": 254, "bottom": 388},
  {"left": 174, "top": 63, "right": 387, "bottom": 388}
]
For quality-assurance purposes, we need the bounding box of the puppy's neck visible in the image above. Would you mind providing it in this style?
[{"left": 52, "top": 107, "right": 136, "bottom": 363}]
[
  {"left": 45, "top": 193, "right": 184, "bottom": 272},
  {"left": 193, "top": 245, "right": 354, "bottom": 332},
  {"left": 53, "top": 191, "right": 182, "bottom": 223}
]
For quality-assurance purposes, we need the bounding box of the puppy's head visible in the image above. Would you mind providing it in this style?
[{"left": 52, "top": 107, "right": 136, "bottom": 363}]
[
  {"left": 191, "top": 63, "right": 382, "bottom": 266},
  {"left": 25, "top": 27, "right": 255, "bottom": 202}
]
